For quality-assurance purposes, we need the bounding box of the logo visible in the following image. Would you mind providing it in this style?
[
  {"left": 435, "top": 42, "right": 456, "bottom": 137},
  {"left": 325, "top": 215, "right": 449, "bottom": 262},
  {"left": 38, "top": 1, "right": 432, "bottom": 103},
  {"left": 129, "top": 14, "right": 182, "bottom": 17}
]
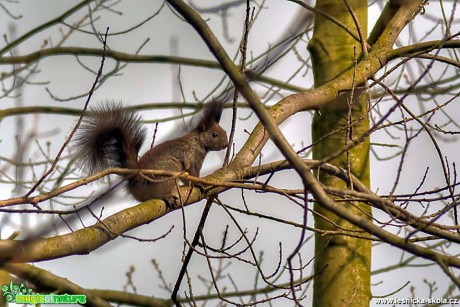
[{"left": 2, "top": 281, "right": 86, "bottom": 305}]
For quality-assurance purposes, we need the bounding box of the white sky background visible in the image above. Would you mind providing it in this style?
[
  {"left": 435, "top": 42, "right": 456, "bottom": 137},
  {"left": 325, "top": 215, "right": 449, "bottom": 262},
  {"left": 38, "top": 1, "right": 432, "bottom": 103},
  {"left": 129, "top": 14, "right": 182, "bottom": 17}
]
[{"left": 0, "top": 1, "right": 459, "bottom": 306}]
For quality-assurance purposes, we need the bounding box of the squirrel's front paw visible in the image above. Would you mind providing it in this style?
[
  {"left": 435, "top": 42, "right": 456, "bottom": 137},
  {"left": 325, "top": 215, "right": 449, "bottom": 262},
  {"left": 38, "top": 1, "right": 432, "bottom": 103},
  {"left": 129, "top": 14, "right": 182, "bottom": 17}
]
[{"left": 164, "top": 195, "right": 181, "bottom": 210}]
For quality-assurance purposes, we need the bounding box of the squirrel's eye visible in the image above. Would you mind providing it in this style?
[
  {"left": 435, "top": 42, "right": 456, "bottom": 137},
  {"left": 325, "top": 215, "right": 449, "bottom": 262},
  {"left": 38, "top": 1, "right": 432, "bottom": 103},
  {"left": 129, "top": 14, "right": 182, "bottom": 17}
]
[{"left": 212, "top": 131, "right": 218, "bottom": 137}]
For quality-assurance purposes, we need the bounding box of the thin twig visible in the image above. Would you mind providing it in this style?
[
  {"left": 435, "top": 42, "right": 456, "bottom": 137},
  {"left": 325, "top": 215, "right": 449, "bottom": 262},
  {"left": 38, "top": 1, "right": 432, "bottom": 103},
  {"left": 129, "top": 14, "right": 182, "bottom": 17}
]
[
  {"left": 25, "top": 27, "right": 109, "bottom": 199},
  {"left": 171, "top": 196, "right": 215, "bottom": 306}
]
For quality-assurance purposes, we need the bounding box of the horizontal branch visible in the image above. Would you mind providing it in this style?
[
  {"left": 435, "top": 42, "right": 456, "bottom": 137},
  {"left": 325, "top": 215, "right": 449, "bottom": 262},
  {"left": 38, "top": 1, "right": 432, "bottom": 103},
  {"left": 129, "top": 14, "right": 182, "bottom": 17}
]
[
  {"left": 2, "top": 157, "right": 459, "bottom": 263},
  {"left": 0, "top": 47, "right": 219, "bottom": 67},
  {"left": 390, "top": 40, "right": 460, "bottom": 60},
  {"left": 0, "top": 47, "right": 305, "bottom": 93},
  {"left": 0, "top": 102, "right": 255, "bottom": 120}
]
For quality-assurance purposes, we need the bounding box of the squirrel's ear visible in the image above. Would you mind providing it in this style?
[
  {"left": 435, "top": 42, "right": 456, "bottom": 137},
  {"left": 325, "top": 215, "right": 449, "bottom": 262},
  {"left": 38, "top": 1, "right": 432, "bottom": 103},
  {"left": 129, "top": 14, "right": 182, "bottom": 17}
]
[
  {"left": 198, "top": 100, "right": 224, "bottom": 131},
  {"left": 205, "top": 100, "right": 224, "bottom": 122}
]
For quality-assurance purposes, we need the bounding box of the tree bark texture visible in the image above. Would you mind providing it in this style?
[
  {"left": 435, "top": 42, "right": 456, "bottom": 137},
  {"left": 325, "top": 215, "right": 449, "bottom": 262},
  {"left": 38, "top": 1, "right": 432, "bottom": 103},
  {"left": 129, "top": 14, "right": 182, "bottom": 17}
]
[{"left": 308, "top": 1, "right": 372, "bottom": 306}]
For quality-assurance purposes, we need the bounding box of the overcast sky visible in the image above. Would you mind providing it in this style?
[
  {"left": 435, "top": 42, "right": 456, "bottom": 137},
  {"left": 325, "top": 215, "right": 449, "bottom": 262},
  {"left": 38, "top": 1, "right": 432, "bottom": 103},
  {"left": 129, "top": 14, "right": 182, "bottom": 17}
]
[{"left": 1, "top": 1, "right": 458, "bottom": 306}]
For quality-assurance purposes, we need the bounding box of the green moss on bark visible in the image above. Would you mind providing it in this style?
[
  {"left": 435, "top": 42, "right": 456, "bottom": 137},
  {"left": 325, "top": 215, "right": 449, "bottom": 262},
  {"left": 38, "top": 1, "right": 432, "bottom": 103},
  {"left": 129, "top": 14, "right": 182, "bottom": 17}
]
[{"left": 308, "top": 1, "right": 372, "bottom": 306}]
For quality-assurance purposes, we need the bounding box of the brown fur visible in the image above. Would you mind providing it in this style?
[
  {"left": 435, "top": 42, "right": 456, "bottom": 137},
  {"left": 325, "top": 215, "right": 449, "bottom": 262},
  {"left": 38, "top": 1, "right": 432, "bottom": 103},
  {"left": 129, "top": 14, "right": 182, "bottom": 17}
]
[{"left": 73, "top": 101, "right": 228, "bottom": 202}]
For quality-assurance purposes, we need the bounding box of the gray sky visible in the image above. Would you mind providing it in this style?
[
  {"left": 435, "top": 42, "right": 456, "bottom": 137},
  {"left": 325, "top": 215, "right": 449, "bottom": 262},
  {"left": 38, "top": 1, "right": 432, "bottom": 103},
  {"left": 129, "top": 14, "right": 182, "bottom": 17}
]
[{"left": 1, "top": 1, "right": 458, "bottom": 306}]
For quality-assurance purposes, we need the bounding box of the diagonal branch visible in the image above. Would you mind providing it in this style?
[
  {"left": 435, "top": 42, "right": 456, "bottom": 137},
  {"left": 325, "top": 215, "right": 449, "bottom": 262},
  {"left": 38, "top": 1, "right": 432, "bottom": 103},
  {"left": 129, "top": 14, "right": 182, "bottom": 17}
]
[
  {"left": 0, "top": 0, "right": 93, "bottom": 56},
  {"left": 3, "top": 263, "right": 112, "bottom": 307},
  {"left": 165, "top": 0, "right": 460, "bottom": 273}
]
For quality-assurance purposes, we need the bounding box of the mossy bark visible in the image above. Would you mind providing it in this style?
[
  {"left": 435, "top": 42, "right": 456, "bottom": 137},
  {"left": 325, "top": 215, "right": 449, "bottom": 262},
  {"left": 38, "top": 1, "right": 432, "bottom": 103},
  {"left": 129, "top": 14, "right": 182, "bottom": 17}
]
[{"left": 307, "top": 1, "right": 372, "bottom": 306}]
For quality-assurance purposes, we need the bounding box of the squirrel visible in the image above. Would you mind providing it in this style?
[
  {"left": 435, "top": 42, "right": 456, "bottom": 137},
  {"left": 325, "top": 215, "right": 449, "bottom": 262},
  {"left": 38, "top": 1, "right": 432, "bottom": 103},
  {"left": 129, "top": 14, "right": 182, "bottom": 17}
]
[{"left": 72, "top": 101, "right": 228, "bottom": 204}]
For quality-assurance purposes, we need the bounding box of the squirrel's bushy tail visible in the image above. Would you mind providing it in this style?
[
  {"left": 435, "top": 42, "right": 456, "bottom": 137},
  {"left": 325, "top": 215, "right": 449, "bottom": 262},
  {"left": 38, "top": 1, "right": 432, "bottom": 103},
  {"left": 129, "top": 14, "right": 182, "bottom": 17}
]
[{"left": 72, "top": 102, "right": 146, "bottom": 175}]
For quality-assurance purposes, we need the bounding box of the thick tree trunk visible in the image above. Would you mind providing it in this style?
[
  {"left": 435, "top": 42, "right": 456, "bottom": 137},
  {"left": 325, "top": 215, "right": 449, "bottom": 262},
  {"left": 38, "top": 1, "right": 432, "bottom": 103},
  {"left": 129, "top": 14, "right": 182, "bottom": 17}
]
[{"left": 308, "top": 1, "right": 372, "bottom": 306}]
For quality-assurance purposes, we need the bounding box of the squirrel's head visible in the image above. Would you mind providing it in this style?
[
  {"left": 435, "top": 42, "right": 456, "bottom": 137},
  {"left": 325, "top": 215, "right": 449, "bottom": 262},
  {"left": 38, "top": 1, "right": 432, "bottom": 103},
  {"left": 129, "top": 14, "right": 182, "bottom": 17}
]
[{"left": 196, "top": 100, "right": 229, "bottom": 151}]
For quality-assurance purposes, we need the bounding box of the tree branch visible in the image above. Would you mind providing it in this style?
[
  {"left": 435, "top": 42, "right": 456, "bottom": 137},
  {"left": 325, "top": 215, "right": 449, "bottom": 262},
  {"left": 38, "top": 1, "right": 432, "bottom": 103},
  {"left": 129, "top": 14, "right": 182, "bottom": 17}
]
[
  {"left": 165, "top": 0, "right": 460, "bottom": 274},
  {"left": 3, "top": 263, "right": 112, "bottom": 307}
]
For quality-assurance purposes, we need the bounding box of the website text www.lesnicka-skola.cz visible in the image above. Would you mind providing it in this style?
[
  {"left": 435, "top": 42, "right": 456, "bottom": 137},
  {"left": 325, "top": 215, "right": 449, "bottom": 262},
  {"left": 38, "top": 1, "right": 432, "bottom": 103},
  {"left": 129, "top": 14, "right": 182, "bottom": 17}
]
[{"left": 374, "top": 297, "right": 459, "bottom": 305}]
